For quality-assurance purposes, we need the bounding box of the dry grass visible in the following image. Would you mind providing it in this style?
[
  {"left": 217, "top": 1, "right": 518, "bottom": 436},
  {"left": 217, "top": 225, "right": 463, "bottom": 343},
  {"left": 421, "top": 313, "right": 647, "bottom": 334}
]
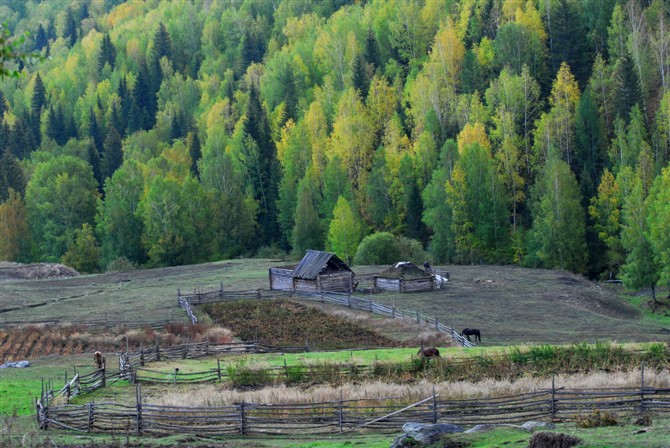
[{"left": 147, "top": 368, "right": 670, "bottom": 407}]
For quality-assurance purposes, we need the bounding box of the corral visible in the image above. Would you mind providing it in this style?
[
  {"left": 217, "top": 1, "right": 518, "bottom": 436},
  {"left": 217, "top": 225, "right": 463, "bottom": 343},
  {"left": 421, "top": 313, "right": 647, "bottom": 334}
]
[
  {"left": 268, "top": 250, "right": 356, "bottom": 293},
  {"left": 374, "top": 261, "right": 435, "bottom": 292}
]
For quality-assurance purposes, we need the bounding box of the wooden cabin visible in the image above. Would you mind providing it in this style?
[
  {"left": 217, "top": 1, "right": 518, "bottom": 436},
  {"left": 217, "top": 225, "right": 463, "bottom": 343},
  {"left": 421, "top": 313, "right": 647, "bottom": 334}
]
[
  {"left": 374, "top": 261, "right": 434, "bottom": 293},
  {"left": 269, "top": 250, "right": 356, "bottom": 293}
]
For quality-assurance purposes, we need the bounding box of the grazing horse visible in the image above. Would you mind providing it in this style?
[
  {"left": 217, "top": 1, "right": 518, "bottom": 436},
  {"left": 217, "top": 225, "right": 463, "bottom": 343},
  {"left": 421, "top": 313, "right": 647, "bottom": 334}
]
[
  {"left": 94, "top": 351, "right": 105, "bottom": 369},
  {"left": 461, "top": 328, "right": 481, "bottom": 342},
  {"left": 417, "top": 347, "right": 440, "bottom": 358}
]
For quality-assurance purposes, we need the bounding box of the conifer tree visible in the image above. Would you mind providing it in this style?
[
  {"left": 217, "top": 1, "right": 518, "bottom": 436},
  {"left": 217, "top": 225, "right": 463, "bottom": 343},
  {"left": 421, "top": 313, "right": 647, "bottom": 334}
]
[
  {"left": 88, "top": 108, "right": 103, "bottom": 151},
  {"left": 34, "top": 23, "right": 48, "bottom": 51},
  {"left": 63, "top": 8, "right": 78, "bottom": 47},
  {"left": 364, "top": 28, "right": 380, "bottom": 70},
  {"left": 101, "top": 125, "right": 122, "bottom": 180},
  {"left": 186, "top": 131, "right": 201, "bottom": 178},
  {"left": 151, "top": 23, "right": 172, "bottom": 92},
  {"left": 0, "top": 147, "right": 26, "bottom": 200},
  {"left": 0, "top": 189, "right": 30, "bottom": 262},
  {"left": 97, "top": 33, "right": 116, "bottom": 77},
  {"left": 550, "top": 0, "right": 590, "bottom": 88}
]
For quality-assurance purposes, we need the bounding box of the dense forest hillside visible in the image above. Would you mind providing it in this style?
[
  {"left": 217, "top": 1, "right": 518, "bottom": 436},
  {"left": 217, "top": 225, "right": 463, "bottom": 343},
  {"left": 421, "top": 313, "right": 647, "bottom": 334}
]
[{"left": 0, "top": 0, "right": 668, "bottom": 298}]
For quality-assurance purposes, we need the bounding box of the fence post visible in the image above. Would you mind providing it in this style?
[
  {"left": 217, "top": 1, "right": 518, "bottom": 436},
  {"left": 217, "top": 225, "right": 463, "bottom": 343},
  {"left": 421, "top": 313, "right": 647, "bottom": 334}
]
[
  {"left": 416, "top": 310, "right": 420, "bottom": 324},
  {"left": 219, "top": 282, "right": 224, "bottom": 299},
  {"left": 174, "top": 368, "right": 179, "bottom": 385},
  {"left": 87, "top": 402, "right": 93, "bottom": 432},
  {"left": 434, "top": 316, "right": 438, "bottom": 331},
  {"left": 338, "top": 389, "right": 344, "bottom": 433},
  {"left": 217, "top": 358, "right": 222, "bottom": 381},
  {"left": 101, "top": 366, "right": 106, "bottom": 388},
  {"left": 205, "top": 336, "right": 210, "bottom": 356},
  {"left": 177, "top": 287, "right": 181, "bottom": 305},
  {"left": 156, "top": 341, "right": 161, "bottom": 362},
  {"left": 239, "top": 401, "right": 247, "bottom": 435},
  {"left": 135, "top": 384, "right": 142, "bottom": 436},
  {"left": 640, "top": 362, "right": 645, "bottom": 413},
  {"left": 347, "top": 296, "right": 351, "bottom": 308},
  {"left": 284, "top": 359, "right": 289, "bottom": 381},
  {"left": 140, "top": 345, "right": 145, "bottom": 366},
  {"left": 551, "top": 373, "right": 556, "bottom": 421},
  {"left": 432, "top": 386, "right": 437, "bottom": 424}
]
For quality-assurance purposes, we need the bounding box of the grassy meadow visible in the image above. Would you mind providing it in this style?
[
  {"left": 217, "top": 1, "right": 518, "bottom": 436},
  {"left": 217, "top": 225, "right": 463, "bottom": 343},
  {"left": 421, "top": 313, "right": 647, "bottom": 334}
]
[{"left": 1, "top": 260, "right": 669, "bottom": 447}]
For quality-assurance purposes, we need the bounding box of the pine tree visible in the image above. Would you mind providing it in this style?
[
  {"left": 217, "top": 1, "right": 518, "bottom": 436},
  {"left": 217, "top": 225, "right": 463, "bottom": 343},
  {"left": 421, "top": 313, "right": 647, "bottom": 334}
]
[
  {"left": 550, "top": 0, "right": 590, "bottom": 88},
  {"left": 31, "top": 73, "right": 46, "bottom": 119},
  {"left": 244, "top": 84, "right": 280, "bottom": 246},
  {"left": 88, "top": 108, "right": 103, "bottom": 151},
  {"left": 0, "top": 147, "right": 26, "bottom": 200},
  {"left": 9, "top": 117, "right": 36, "bottom": 160},
  {"left": 131, "top": 64, "right": 155, "bottom": 130},
  {"left": 63, "top": 8, "right": 78, "bottom": 47},
  {"left": 34, "top": 23, "right": 48, "bottom": 51},
  {"left": 364, "top": 28, "right": 380, "bottom": 70},
  {"left": 87, "top": 142, "right": 102, "bottom": 192},
  {"left": 117, "top": 76, "right": 131, "bottom": 133},
  {"left": 186, "top": 131, "right": 201, "bottom": 178},
  {"left": 97, "top": 33, "right": 116, "bottom": 77},
  {"left": 613, "top": 54, "right": 642, "bottom": 121},
  {"left": 351, "top": 54, "right": 369, "bottom": 99},
  {"left": 101, "top": 125, "right": 122, "bottom": 180},
  {"left": 0, "top": 90, "right": 6, "bottom": 122},
  {"left": 150, "top": 23, "right": 172, "bottom": 93},
  {"left": 292, "top": 174, "right": 324, "bottom": 254}
]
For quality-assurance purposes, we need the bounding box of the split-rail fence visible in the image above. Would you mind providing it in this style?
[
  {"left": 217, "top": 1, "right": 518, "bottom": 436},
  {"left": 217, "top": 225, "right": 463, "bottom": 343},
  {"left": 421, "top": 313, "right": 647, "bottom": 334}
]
[{"left": 177, "top": 286, "right": 476, "bottom": 348}]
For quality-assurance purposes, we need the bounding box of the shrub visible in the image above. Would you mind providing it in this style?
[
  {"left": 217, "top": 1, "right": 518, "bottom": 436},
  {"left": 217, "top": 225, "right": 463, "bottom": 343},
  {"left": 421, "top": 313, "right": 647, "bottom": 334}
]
[
  {"left": 576, "top": 408, "right": 618, "bottom": 428},
  {"left": 106, "top": 256, "right": 137, "bottom": 272},
  {"left": 397, "top": 236, "right": 430, "bottom": 264},
  {"left": 353, "top": 232, "right": 401, "bottom": 265}
]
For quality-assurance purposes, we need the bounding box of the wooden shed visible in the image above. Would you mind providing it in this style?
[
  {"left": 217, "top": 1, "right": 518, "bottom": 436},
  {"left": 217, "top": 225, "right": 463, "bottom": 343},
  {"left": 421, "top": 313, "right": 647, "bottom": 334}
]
[
  {"left": 269, "top": 250, "right": 356, "bottom": 293},
  {"left": 374, "top": 261, "right": 434, "bottom": 292}
]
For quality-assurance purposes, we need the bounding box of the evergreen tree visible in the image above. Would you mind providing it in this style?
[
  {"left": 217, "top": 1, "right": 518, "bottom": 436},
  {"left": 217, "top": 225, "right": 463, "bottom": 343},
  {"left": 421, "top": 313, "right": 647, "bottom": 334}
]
[
  {"left": 63, "top": 8, "right": 78, "bottom": 47},
  {"left": 34, "top": 23, "right": 48, "bottom": 51},
  {"left": 186, "top": 131, "right": 201, "bottom": 178},
  {"left": 399, "top": 155, "right": 424, "bottom": 241},
  {"left": 117, "top": 76, "right": 131, "bottom": 132},
  {"left": 101, "top": 125, "right": 122, "bottom": 180},
  {"left": 131, "top": 64, "right": 155, "bottom": 130},
  {"left": 9, "top": 117, "right": 36, "bottom": 160},
  {"left": 150, "top": 23, "right": 172, "bottom": 93},
  {"left": 364, "top": 28, "right": 380, "bottom": 70},
  {"left": 97, "top": 33, "right": 116, "bottom": 77},
  {"left": 613, "top": 54, "right": 642, "bottom": 121},
  {"left": 244, "top": 84, "right": 280, "bottom": 247},
  {"left": 87, "top": 142, "right": 102, "bottom": 192},
  {"left": 351, "top": 54, "right": 369, "bottom": 99},
  {"left": 0, "top": 147, "right": 26, "bottom": 201},
  {"left": 31, "top": 73, "right": 46, "bottom": 119},
  {"left": 88, "top": 108, "right": 103, "bottom": 151},
  {"left": 550, "top": 0, "right": 590, "bottom": 88}
]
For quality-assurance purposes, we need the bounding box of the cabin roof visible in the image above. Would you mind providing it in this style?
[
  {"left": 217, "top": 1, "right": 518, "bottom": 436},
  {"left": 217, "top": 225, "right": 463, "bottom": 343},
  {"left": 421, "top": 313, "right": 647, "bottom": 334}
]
[
  {"left": 292, "top": 250, "right": 352, "bottom": 279},
  {"left": 376, "top": 261, "right": 431, "bottom": 279}
]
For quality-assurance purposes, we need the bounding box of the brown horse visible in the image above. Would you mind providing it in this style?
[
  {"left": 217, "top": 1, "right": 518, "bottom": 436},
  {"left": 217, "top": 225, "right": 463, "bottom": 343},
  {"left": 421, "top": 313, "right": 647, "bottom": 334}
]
[
  {"left": 461, "top": 328, "right": 481, "bottom": 342},
  {"left": 94, "top": 351, "right": 105, "bottom": 369},
  {"left": 417, "top": 347, "right": 440, "bottom": 358}
]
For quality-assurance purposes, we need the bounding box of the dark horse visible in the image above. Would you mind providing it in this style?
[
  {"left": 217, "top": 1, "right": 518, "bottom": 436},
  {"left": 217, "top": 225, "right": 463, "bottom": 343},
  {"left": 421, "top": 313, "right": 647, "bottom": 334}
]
[
  {"left": 461, "top": 328, "right": 481, "bottom": 342},
  {"left": 94, "top": 351, "right": 105, "bottom": 369},
  {"left": 417, "top": 347, "right": 440, "bottom": 358}
]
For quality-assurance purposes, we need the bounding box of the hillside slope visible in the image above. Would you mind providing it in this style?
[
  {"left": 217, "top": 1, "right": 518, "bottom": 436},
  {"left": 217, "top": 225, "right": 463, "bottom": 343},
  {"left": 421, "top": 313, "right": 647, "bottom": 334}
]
[{"left": 0, "top": 260, "right": 666, "bottom": 345}]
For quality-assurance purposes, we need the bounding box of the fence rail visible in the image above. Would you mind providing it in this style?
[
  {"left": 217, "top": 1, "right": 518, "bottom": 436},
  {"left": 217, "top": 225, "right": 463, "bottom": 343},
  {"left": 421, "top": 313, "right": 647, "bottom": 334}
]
[
  {"left": 39, "top": 386, "right": 670, "bottom": 435},
  {"left": 177, "top": 287, "right": 475, "bottom": 348}
]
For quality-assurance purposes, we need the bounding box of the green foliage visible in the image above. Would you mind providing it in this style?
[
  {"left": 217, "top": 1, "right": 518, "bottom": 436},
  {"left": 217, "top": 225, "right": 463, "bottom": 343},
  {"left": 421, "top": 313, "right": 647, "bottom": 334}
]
[
  {"left": 326, "top": 196, "right": 363, "bottom": 264},
  {"left": 61, "top": 223, "right": 101, "bottom": 273},
  {"left": 25, "top": 155, "right": 99, "bottom": 261},
  {"left": 353, "top": 232, "right": 401, "bottom": 266},
  {"left": 0, "top": 0, "right": 668, "bottom": 292},
  {"left": 527, "top": 157, "right": 587, "bottom": 273}
]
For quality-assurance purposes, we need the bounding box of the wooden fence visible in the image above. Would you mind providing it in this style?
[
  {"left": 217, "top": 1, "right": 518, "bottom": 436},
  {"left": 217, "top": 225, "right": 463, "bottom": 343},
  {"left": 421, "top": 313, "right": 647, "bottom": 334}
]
[
  {"left": 177, "top": 287, "right": 475, "bottom": 348},
  {"left": 38, "top": 384, "right": 670, "bottom": 436},
  {"left": 1, "top": 317, "right": 187, "bottom": 331}
]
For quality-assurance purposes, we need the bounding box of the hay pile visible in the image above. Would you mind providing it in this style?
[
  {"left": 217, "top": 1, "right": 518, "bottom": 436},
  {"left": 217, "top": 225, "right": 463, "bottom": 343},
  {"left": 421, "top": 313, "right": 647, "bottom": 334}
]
[{"left": 0, "top": 262, "right": 80, "bottom": 280}]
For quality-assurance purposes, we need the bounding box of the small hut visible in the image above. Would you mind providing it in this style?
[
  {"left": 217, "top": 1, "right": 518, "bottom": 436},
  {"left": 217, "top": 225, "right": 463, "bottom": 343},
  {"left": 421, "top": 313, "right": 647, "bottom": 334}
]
[
  {"left": 269, "top": 250, "right": 355, "bottom": 293},
  {"left": 374, "top": 261, "right": 434, "bottom": 292}
]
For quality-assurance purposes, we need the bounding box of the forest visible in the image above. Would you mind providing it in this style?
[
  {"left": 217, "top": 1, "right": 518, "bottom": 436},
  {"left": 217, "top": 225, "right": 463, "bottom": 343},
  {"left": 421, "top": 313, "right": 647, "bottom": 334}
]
[{"left": 0, "top": 0, "right": 668, "bottom": 298}]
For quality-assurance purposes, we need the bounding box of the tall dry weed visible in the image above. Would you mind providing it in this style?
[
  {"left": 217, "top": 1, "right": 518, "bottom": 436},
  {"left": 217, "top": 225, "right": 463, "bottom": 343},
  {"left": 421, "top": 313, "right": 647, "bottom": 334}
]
[{"left": 148, "top": 368, "right": 669, "bottom": 407}]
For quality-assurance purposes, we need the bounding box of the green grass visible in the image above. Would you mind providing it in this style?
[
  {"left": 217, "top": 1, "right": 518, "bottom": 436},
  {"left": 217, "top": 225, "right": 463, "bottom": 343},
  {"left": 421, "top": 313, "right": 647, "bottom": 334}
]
[{"left": 0, "top": 355, "right": 98, "bottom": 416}]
